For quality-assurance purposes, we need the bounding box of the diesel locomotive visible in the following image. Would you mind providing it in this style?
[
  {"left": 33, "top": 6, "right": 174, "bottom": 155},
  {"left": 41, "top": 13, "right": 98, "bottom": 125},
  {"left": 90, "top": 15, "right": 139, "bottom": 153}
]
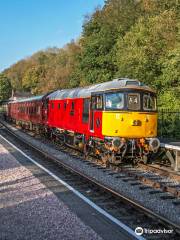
[{"left": 6, "top": 78, "right": 160, "bottom": 165}]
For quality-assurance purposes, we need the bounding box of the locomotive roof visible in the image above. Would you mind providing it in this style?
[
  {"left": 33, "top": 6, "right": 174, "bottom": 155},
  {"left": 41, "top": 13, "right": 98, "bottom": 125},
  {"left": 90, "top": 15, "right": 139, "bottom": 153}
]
[{"left": 47, "top": 78, "right": 155, "bottom": 100}]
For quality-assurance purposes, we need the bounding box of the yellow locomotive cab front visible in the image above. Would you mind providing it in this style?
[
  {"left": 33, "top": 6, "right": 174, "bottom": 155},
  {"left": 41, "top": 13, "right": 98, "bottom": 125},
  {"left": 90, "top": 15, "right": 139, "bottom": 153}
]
[
  {"left": 102, "top": 90, "right": 157, "bottom": 139},
  {"left": 102, "top": 111, "right": 157, "bottom": 138}
]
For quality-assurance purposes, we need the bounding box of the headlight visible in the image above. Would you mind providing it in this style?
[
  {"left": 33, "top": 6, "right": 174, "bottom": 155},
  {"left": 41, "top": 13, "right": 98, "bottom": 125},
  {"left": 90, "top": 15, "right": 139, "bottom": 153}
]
[
  {"left": 112, "top": 138, "right": 121, "bottom": 148},
  {"left": 149, "top": 138, "right": 160, "bottom": 152}
]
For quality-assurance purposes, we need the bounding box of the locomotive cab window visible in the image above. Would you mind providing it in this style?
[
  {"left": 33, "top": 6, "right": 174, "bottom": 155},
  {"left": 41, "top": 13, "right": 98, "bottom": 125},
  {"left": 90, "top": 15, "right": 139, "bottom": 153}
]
[
  {"left": 143, "top": 94, "right": 156, "bottom": 111},
  {"left": 105, "top": 92, "right": 124, "bottom": 110},
  {"left": 127, "top": 93, "right": 140, "bottom": 110}
]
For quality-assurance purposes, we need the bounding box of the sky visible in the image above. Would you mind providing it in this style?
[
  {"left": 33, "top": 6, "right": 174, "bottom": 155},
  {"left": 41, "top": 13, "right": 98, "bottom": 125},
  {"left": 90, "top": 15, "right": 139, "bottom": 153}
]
[{"left": 0, "top": 0, "right": 104, "bottom": 71}]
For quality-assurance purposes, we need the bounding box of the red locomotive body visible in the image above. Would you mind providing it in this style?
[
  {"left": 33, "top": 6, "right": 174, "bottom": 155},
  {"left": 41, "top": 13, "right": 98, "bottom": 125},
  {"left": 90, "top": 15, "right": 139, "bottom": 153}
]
[
  {"left": 46, "top": 88, "right": 103, "bottom": 140},
  {"left": 7, "top": 78, "right": 159, "bottom": 165}
]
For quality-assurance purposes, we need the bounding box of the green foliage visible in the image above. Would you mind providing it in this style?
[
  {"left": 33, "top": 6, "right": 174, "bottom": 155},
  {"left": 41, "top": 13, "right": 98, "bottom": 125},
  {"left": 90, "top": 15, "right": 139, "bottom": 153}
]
[
  {"left": 116, "top": 10, "right": 178, "bottom": 87},
  {"left": 158, "top": 91, "right": 180, "bottom": 109},
  {"left": 158, "top": 43, "right": 180, "bottom": 88},
  {"left": 3, "top": 42, "right": 81, "bottom": 93},
  {"left": 0, "top": 74, "right": 12, "bottom": 100},
  {"left": 158, "top": 110, "right": 180, "bottom": 139},
  {"left": 73, "top": 0, "right": 142, "bottom": 86},
  {"left": 1, "top": 0, "right": 179, "bottom": 122},
  {"left": 22, "top": 66, "right": 45, "bottom": 94}
]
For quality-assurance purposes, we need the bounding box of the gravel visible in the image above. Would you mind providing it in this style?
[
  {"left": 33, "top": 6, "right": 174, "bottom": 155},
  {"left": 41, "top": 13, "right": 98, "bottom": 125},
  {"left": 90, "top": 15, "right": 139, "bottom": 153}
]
[
  {"left": 1, "top": 122, "right": 180, "bottom": 226},
  {"left": 0, "top": 143, "right": 102, "bottom": 240}
]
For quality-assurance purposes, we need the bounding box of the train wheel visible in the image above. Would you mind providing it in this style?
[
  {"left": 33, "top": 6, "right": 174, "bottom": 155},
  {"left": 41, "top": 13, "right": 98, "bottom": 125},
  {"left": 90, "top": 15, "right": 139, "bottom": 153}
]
[
  {"left": 58, "top": 134, "right": 65, "bottom": 147},
  {"left": 101, "top": 153, "right": 110, "bottom": 167}
]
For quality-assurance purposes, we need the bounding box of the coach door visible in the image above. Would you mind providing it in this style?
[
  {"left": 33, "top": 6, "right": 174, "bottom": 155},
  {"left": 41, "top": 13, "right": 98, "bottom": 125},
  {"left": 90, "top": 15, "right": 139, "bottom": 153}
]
[
  {"left": 90, "top": 94, "right": 103, "bottom": 132},
  {"left": 42, "top": 99, "right": 48, "bottom": 123}
]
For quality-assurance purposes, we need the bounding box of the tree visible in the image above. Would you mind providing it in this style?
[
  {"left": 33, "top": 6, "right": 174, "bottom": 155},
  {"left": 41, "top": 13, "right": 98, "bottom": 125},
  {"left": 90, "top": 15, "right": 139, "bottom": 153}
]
[
  {"left": 115, "top": 10, "right": 178, "bottom": 87},
  {"left": 158, "top": 43, "right": 180, "bottom": 88},
  {"left": 0, "top": 74, "right": 12, "bottom": 100},
  {"left": 2, "top": 0, "right": 179, "bottom": 112},
  {"left": 72, "top": 0, "right": 142, "bottom": 86}
]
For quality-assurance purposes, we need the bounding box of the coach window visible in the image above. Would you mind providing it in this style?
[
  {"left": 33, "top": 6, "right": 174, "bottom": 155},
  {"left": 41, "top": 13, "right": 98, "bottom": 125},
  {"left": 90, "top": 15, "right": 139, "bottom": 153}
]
[
  {"left": 38, "top": 106, "right": 41, "bottom": 114},
  {"left": 58, "top": 103, "right": 60, "bottom": 110},
  {"left": 51, "top": 103, "right": 54, "bottom": 109},
  {"left": 82, "top": 98, "right": 89, "bottom": 123},
  {"left": 64, "top": 102, "right": 67, "bottom": 110}
]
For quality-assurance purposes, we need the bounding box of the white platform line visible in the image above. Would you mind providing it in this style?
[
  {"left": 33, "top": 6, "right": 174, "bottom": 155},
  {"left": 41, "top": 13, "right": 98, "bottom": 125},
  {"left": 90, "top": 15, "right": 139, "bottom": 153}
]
[{"left": 0, "top": 134, "right": 145, "bottom": 240}]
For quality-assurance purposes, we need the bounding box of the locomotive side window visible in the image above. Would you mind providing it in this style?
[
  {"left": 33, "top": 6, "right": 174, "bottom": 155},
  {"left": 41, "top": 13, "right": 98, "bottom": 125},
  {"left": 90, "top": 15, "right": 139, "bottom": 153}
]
[
  {"left": 143, "top": 94, "right": 156, "bottom": 111},
  {"left": 96, "top": 95, "right": 103, "bottom": 109},
  {"left": 91, "top": 96, "right": 96, "bottom": 110},
  {"left": 70, "top": 101, "right": 75, "bottom": 116},
  {"left": 82, "top": 98, "right": 89, "bottom": 123},
  {"left": 105, "top": 92, "right": 124, "bottom": 110},
  {"left": 91, "top": 95, "right": 103, "bottom": 110},
  {"left": 127, "top": 93, "right": 140, "bottom": 110}
]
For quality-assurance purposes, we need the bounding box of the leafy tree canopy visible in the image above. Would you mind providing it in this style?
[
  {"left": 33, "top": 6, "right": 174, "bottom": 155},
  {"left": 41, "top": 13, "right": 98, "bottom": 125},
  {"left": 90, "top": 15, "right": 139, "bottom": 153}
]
[
  {"left": 1, "top": 0, "right": 179, "bottom": 109},
  {"left": 0, "top": 74, "right": 12, "bottom": 100}
]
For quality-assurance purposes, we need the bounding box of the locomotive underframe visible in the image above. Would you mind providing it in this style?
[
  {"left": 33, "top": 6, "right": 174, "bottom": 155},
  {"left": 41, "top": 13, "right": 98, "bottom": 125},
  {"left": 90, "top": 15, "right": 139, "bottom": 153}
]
[
  {"left": 7, "top": 115, "right": 160, "bottom": 165},
  {"left": 45, "top": 126, "right": 160, "bottom": 166}
]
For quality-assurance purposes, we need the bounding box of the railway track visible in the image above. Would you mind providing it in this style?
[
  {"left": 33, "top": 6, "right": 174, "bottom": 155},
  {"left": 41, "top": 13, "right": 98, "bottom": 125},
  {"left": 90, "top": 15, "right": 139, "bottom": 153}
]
[
  {"left": 0, "top": 121, "right": 180, "bottom": 239},
  {"left": 37, "top": 129, "right": 180, "bottom": 200}
]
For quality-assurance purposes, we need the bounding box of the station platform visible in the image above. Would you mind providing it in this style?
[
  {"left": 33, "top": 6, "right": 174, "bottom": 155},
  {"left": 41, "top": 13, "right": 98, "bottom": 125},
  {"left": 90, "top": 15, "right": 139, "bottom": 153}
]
[
  {"left": 0, "top": 135, "right": 137, "bottom": 240},
  {"left": 161, "top": 139, "right": 180, "bottom": 148}
]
